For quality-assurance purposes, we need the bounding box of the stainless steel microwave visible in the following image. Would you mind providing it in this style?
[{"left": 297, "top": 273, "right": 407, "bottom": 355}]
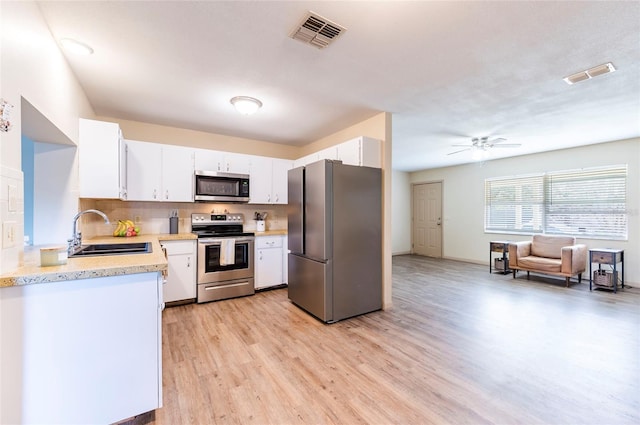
[{"left": 194, "top": 170, "right": 250, "bottom": 202}]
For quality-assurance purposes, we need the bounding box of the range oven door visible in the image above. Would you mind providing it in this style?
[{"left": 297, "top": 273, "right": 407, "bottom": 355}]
[{"left": 197, "top": 237, "right": 254, "bottom": 285}]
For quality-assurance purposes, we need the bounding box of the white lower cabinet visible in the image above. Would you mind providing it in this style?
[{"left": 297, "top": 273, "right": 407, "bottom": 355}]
[
  {"left": 161, "top": 240, "right": 196, "bottom": 303},
  {"left": 0, "top": 272, "right": 162, "bottom": 425},
  {"left": 255, "top": 235, "right": 286, "bottom": 289}
]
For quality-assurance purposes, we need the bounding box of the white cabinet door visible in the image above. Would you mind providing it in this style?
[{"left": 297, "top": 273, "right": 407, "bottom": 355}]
[
  {"left": 161, "top": 240, "right": 196, "bottom": 303},
  {"left": 255, "top": 236, "right": 284, "bottom": 289},
  {"left": 161, "top": 145, "right": 194, "bottom": 202},
  {"left": 126, "top": 140, "right": 162, "bottom": 201},
  {"left": 318, "top": 146, "right": 338, "bottom": 161},
  {"left": 249, "top": 156, "right": 273, "bottom": 204},
  {"left": 272, "top": 158, "right": 292, "bottom": 204},
  {"left": 127, "top": 141, "right": 193, "bottom": 202},
  {"left": 194, "top": 148, "right": 222, "bottom": 171},
  {"left": 79, "top": 118, "right": 123, "bottom": 199},
  {"left": 223, "top": 152, "right": 251, "bottom": 174},
  {"left": 249, "top": 157, "right": 293, "bottom": 205},
  {"left": 194, "top": 149, "right": 251, "bottom": 174},
  {"left": 337, "top": 136, "right": 382, "bottom": 167}
]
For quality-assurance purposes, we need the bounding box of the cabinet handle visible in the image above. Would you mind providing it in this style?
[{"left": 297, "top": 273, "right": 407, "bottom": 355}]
[
  {"left": 259, "top": 251, "right": 263, "bottom": 260},
  {"left": 275, "top": 194, "right": 279, "bottom": 202},
  {"left": 267, "top": 194, "right": 271, "bottom": 203},
  {"left": 187, "top": 256, "right": 191, "bottom": 268},
  {"left": 165, "top": 190, "right": 169, "bottom": 200},
  {"left": 153, "top": 189, "right": 157, "bottom": 199}
]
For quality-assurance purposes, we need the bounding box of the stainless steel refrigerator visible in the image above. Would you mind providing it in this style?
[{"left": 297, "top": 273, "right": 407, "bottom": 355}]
[{"left": 287, "top": 159, "right": 382, "bottom": 323}]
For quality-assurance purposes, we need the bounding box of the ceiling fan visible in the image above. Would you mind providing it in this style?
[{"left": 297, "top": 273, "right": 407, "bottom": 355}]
[{"left": 447, "top": 137, "right": 521, "bottom": 157}]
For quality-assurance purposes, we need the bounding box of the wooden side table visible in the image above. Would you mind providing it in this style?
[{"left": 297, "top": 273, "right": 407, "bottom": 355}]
[
  {"left": 490, "top": 241, "right": 510, "bottom": 274},
  {"left": 589, "top": 248, "right": 624, "bottom": 293}
]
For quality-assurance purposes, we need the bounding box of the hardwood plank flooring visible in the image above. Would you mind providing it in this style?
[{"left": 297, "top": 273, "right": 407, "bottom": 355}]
[{"left": 126, "top": 256, "right": 640, "bottom": 424}]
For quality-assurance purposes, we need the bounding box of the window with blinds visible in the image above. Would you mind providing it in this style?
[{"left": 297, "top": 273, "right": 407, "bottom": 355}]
[
  {"left": 485, "top": 165, "right": 627, "bottom": 240},
  {"left": 485, "top": 174, "right": 544, "bottom": 234}
]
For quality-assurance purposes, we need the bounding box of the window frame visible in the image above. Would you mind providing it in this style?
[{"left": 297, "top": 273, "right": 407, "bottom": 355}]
[{"left": 484, "top": 165, "right": 628, "bottom": 241}]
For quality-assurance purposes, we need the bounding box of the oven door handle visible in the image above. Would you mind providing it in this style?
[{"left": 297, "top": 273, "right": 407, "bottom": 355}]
[{"left": 198, "top": 237, "right": 254, "bottom": 245}]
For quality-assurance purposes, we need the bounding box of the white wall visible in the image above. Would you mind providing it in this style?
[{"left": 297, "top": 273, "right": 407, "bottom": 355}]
[
  {"left": 392, "top": 171, "right": 411, "bottom": 254},
  {"left": 33, "top": 143, "right": 79, "bottom": 245},
  {"left": 0, "top": 1, "right": 95, "bottom": 274},
  {"left": 408, "top": 138, "right": 640, "bottom": 285}
]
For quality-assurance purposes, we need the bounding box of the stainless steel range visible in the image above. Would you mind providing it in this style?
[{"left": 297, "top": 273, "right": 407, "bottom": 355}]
[{"left": 191, "top": 213, "right": 255, "bottom": 303}]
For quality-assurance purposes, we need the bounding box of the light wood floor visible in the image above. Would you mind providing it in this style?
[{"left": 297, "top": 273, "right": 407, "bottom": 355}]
[{"left": 129, "top": 255, "right": 640, "bottom": 424}]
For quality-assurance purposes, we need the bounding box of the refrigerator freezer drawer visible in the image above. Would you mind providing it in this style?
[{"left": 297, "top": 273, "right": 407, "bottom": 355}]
[{"left": 288, "top": 254, "right": 332, "bottom": 322}]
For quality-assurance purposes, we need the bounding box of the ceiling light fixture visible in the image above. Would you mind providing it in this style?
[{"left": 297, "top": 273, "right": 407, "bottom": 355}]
[
  {"left": 563, "top": 62, "right": 616, "bottom": 85},
  {"left": 59, "top": 38, "right": 94, "bottom": 55},
  {"left": 230, "top": 96, "right": 262, "bottom": 115}
]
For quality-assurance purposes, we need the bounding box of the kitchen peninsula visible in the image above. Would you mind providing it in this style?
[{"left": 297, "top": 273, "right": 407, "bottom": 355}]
[{"left": 0, "top": 235, "right": 177, "bottom": 424}]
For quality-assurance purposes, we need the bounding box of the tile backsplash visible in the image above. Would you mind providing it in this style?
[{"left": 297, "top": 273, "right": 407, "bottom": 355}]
[{"left": 78, "top": 199, "right": 288, "bottom": 238}]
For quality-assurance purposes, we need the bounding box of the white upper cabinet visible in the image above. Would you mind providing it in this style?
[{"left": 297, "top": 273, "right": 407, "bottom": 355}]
[
  {"left": 317, "top": 146, "right": 338, "bottom": 161},
  {"left": 79, "top": 118, "right": 126, "bottom": 199},
  {"left": 248, "top": 156, "right": 272, "bottom": 204},
  {"left": 336, "top": 136, "right": 382, "bottom": 168},
  {"left": 126, "top": 140, "right": 194, "bottom": 202},
  {"left": 293, "top": 152, "right": 319, "bottom": 168},
  {"left": 293, "top": 137, "right": 382, "bottom": 170},
  {"left": 223, "top": 152, "right": 251, "bottom": 174},
  {"left": 271, "top": 158, "right": 292, "bottom": 204},
  {"left": 193, "top": 148, "right": 220, "bottom": 172},
  {"left": 161, "top": 145, "right": 194, "bottom": 202},
  {"left": 249, "top": 157, "right": 293, "bottom": 205},
  {"left": 194, "top": 148, "right": 251, "bottom": 174}
]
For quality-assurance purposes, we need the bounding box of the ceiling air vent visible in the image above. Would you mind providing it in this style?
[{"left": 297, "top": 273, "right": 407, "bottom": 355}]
[
  {"left": 563, "top": 62, "right": 616, "bottom": 85},
  {"left": 289, "top": 11, "right": 346, "bottom": 49}
]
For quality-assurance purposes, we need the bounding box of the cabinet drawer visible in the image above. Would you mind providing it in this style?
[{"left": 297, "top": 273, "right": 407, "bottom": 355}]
[
  {"left": 256, "top": 236, "right": 282, "bottom": 249},
  {"left": 160, "top": 240, "right": 195, "bottom": 256},
  {"left": 592, "top": 252, "right": 615, "bottom": 264},
  {"left": 490, "top": 242, "right": 508, "bottom": 252}
]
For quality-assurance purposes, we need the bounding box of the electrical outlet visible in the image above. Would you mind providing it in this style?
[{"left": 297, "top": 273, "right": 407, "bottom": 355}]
[
  {"left": 134, "top": 216, "right": 142, "bottom": 224},
  {"left": 2, "top": 221, "right": 16, "bottom": 248}
]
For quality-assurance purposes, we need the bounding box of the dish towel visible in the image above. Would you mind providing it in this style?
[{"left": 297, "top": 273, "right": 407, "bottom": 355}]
[{"left": 220, "top": 239, "right": 235, "bottom": 266}]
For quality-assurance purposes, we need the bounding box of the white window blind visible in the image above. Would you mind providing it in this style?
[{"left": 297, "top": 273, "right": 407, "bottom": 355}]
[
  {"left": 545, "top": 165, "right": 627, "bottom": 239},
  {"left": 485, "top": 174, "right": 544, "bottom": 233},
  {"left": 485, "top": 165, "right": 627, "bottom": 240}
]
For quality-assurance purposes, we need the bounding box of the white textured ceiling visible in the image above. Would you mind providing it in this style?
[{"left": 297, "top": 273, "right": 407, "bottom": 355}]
[{"left": 36, "top": 1, "right": 640, "bottom": 171}]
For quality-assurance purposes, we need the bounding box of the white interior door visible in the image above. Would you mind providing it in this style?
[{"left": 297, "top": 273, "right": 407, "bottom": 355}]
[{"left": 412, "top": 182, "right": 442, "bottom": 258}]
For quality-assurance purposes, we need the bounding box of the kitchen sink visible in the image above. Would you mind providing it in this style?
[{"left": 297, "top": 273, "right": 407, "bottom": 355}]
[{"left": 69, "top": 242, "right": 152, "bottom": 257}]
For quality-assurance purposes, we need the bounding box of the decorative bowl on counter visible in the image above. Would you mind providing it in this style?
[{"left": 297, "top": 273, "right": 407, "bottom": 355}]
[{"left": 113, "top": 220, "right": 141, "bottom": 237}]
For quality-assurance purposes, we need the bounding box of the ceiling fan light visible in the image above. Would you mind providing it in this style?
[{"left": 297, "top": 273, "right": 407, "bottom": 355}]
[{"left": 230, "top": 96, "right": 262, "bottom": 115}]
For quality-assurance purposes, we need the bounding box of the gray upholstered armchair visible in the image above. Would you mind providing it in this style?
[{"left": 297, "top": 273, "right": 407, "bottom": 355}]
[{"left": 508, "top": 235, "right": 588, "bottom": 287}]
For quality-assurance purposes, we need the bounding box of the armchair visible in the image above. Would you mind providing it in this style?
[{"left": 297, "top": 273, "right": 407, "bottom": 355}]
[{"left": 508, "top": 235, "right": 587, "bottom": 287}]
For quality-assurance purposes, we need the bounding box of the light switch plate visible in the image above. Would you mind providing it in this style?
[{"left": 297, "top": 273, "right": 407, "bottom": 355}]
[{"left": 3, "top": 221, "right": 16, "bottom": 248}]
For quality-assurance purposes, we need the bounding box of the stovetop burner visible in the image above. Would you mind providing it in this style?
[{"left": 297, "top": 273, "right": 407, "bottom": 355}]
[{"left": 191, "top": 213, "right": 254, "bottom": 238}]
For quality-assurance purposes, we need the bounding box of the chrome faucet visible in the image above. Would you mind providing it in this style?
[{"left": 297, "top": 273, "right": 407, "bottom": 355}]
[{"left": 68, "top": 209, "right": 110, "bottom": 254}]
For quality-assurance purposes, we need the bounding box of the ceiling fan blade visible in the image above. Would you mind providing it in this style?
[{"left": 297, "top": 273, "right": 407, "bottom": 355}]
[
  {"left": 492, "top": 144, "right": 521, "bottom": 148},
  {"left": 447, "top": 148, "right": 471, "bottom": 155},
  {"left": 451, "top": 144, "right": 473, "bottom": 147},
  {"left": 488, "top": 137, "right": 507, "bottom": 144}
]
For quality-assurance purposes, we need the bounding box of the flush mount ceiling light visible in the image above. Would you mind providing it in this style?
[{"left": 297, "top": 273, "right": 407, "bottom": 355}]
[
  {"left": 230, "top": 96, "right": 262, "bottom": 115},
  {"left": 59, "top": 38, "right": 94, "bottom": 55},
  {"left": 563, "top": 62, "right": 616, "bottom": 85}
]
